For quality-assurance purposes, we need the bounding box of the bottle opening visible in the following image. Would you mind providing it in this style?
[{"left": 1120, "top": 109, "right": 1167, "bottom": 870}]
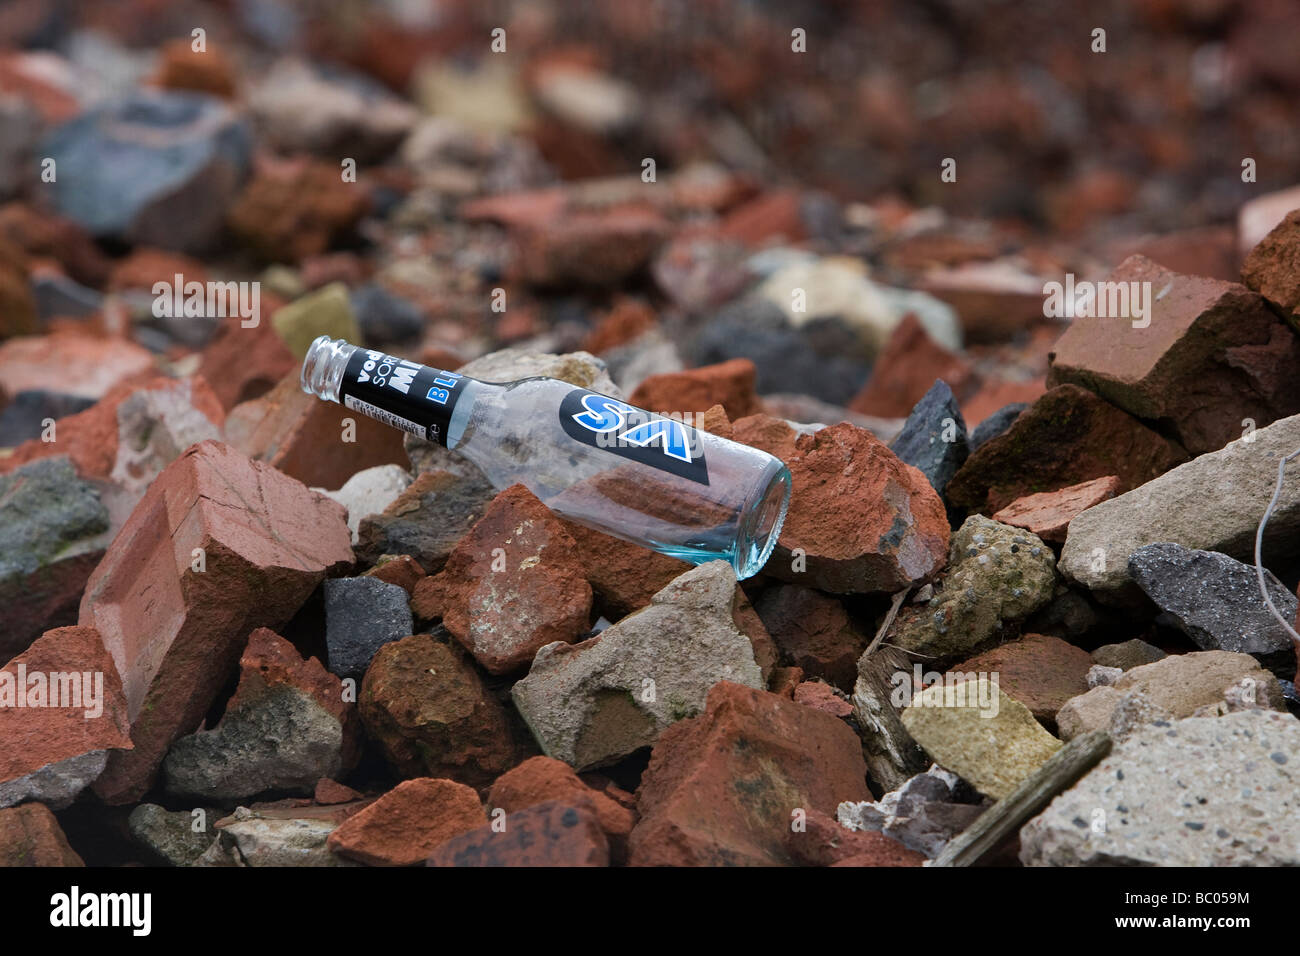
[{"left": 300, "top": 335, "right": 355, "bottom": 403}]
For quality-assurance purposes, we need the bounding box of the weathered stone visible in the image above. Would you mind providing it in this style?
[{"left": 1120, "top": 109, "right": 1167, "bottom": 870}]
[
  {"left": 889, "top": 516, "right": 1057, "bottom": 662},
  {"left": 209, "top": 807, "right": 354, "bottom": 867},
  {"left": 947, "top": 384, "right": 1187, "bottom": 513},
  {"left": 1059, "top": 414, "right": 1300, "bottom": 598},
  {"left": 250, "top": 59, "right": 416, "bottom": 163},
  {"left": 687, "top": 299, "right": 870, "bottom": 407},
  {"left": 901, "top": 680, "right": 1063, "bottom": 800},
  {"left": 0, "top": 626, "right": 131, "bottom": 809},
  {"left": 79, "top": 440, "right": 354, "bottom": 804},
  {"left": 0, "top": 803, "right": 83, "bottom": 866},
  {"left": 269, "top": 283, "right": 361, "bottom": 360},
  {"left": 128, "top": 804, "right": 217, "bottom": 866},
  {"left": 1048, "top": 255, "right": 1300, "bottom": 455},
  {"left": 629, "top": 681, "right": 871, "bottom": 866},
  {"left": 359, "top": 634, "right": 519, "bottom": 789},
  {"left": 992, "top": 476, "right": 1120, "bottom": 544},
  {"left": 324, "top": 577, "right": 413, "bottom": 679},
  {"left": 887, "top": 379, "right": 970, "bottom": 498},
  {"left": 1021, "top": 710, "right": 1300, "bottom": 866},
  {"left": 768, "top": 423, "right": 950, "bottom": 594},
  {"left": 1128, "top": 543, "right": 1297, "bottom": 678},
  {"left": 413, "top": 484, "right": 592, "bottom": 675},
  {"left": 0, "top": 457, "right": 110, "bottom": 657},
  {"left": 327, "top": 778, "right": 486, "bottom": 866},
  {"left": 356, "top": 469, "right": 495, "bottom": 573},
  {"left": 512, "top": 561, "right": 764, "bottom": 770},
  {"left": 42, "top": 90, "right": 252, "bottom": 253},
  {"left": 427, "top": 800, "right": 610, "bottom": 867},
  {"left": 163, "top": 628, "right": 358, "bottom": 800},
  {"left": 1091, "top": 638, "right": 1166, "bottom": 671},
  {"left": 1054, "top": 651, "right": 1286, "bottom": 741},
  {"left": 951, "top": 633, "right": 1092, "bottom": 730}
]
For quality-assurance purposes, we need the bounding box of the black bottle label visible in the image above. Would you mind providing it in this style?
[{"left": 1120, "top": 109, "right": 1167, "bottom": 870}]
[
  {"left": 559, "top": 388, "right": 711, "bottom": 485},
  {"left": 338, "top": 349, "right": 467, "bottom": 446}
]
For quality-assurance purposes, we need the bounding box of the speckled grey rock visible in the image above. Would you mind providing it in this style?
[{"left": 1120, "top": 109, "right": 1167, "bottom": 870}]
[
  {"left": 128, "top": 804, "right": 220, "bottom": 866},
  {"left": 511, "top": 561, "right": 764, "bottom": 770},
  {"left": 888, "top": 515, "right": 1057, "bottom": 661},
  {"left": 0, "top": 456, "right": 111, "bottom": 656},
  {"left": 1090, "top": 638, "right": 1166, "bottom": 671},
  {"left": 1021, "top": 709, "right": 1300, "bottom": 866},
  {"left": 888, "top": 380, "right": 969, "bottom": 498},
  {"left": 1055, "top": 650, "right": 1286, "bottom": 741},
  {"left": 206, "top": 809, "right": 354, "bottom": 867},
  {"left": 1060, "top": 413, "right": 1300, "bottom": 598},
  {"left": 0, "top": 391, "right": 96, "bottom": 445},
  {"left": 355, "top": 468, "right": 494, "bottom": 572},
  {"left": 324, "top": 577, "right": 413, "bottom": 678},
  {"left": 1128, "top": 543, "right": 1297, "bottom": 678},
  {"left": 162, "top": 687, "right": 344, "bottom": 800},
  {"left": 969, "top": 402, "right": 1027, "bottom": 452},
  {"left": 42, "top": 90, "right": 252, "bottom": 252}
]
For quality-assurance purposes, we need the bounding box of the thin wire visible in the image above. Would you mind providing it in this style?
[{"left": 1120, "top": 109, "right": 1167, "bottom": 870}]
[{"left": 1255, "top": 446, "right": 1300, "bottom": 650}]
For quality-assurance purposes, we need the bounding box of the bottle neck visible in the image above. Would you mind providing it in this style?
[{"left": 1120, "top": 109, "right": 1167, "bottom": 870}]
[{"left": 301, "top": 336, "right": 476, "bottom": 448}]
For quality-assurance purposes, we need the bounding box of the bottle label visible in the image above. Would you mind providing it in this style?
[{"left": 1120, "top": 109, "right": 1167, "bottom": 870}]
[
  {"left": 559, "top": 388, "right": 711, "bottom": 485},
  {"left": 339, "top": 349, "right": 467, "bottom": 446}
]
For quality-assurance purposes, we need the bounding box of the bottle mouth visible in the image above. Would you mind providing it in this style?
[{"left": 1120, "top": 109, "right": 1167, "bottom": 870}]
[
  {"left": 300, "top": 335, "right": 355, "bottom": 403},
  {"left": 734, "top": 462, "right": 790, "bottom": 579}
]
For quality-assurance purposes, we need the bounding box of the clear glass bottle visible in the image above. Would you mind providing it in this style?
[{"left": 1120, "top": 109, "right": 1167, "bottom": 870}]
[{"left": 301, "top": 336, "right": 790, "bottom": 579}]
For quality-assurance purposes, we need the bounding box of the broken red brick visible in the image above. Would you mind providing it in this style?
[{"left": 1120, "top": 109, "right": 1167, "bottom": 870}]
[
  {"left": 0, "top": 803, "right": 84, "bottom": 866},
  {"left": 327, "top": 777, "right": 486, "bottom": 866},
  {"left": 768, "top": 423, "right": 950, "bottom": 594},
  {"left": 992, "top": 475, "right": 1121, "bottom": 543},
  {"left": 223, "top": 370, "right": 407, "bottom": 490},
  {"left": 629, "top": 681, "right": 871, "bottom": 866},
  {"left": 79, "top": 440, "right": 354, "bottom": 804},
  {"left": 413, "top": 484, "right": 592, "bottom": 675},
  {"left": 1048, "top": 255, "right": 1300, "bottom": 455},
  {"left": 0, "top": 626, "right": 132, "bottom": 808},
  {"left": 488, "top": 756, "right": 635, "bottom": 861},
  {"left": 629, "top": 358, "right": 761, "bottom": 420},
  {"left": 427, "top": 800, "right": 610, "bottom": 867},
  {"left": 850, "top": 314, "right": 974, "bottom": 418}
]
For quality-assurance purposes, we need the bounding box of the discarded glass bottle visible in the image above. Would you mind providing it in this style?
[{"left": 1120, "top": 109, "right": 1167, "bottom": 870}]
[{"left": 301, "top": 336, "right": 791, "bottom": 579}]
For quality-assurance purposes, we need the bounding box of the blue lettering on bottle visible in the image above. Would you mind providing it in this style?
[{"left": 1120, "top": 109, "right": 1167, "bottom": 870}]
[{"left": 572, "top": 393, "right": 632, "bottom": 433}]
